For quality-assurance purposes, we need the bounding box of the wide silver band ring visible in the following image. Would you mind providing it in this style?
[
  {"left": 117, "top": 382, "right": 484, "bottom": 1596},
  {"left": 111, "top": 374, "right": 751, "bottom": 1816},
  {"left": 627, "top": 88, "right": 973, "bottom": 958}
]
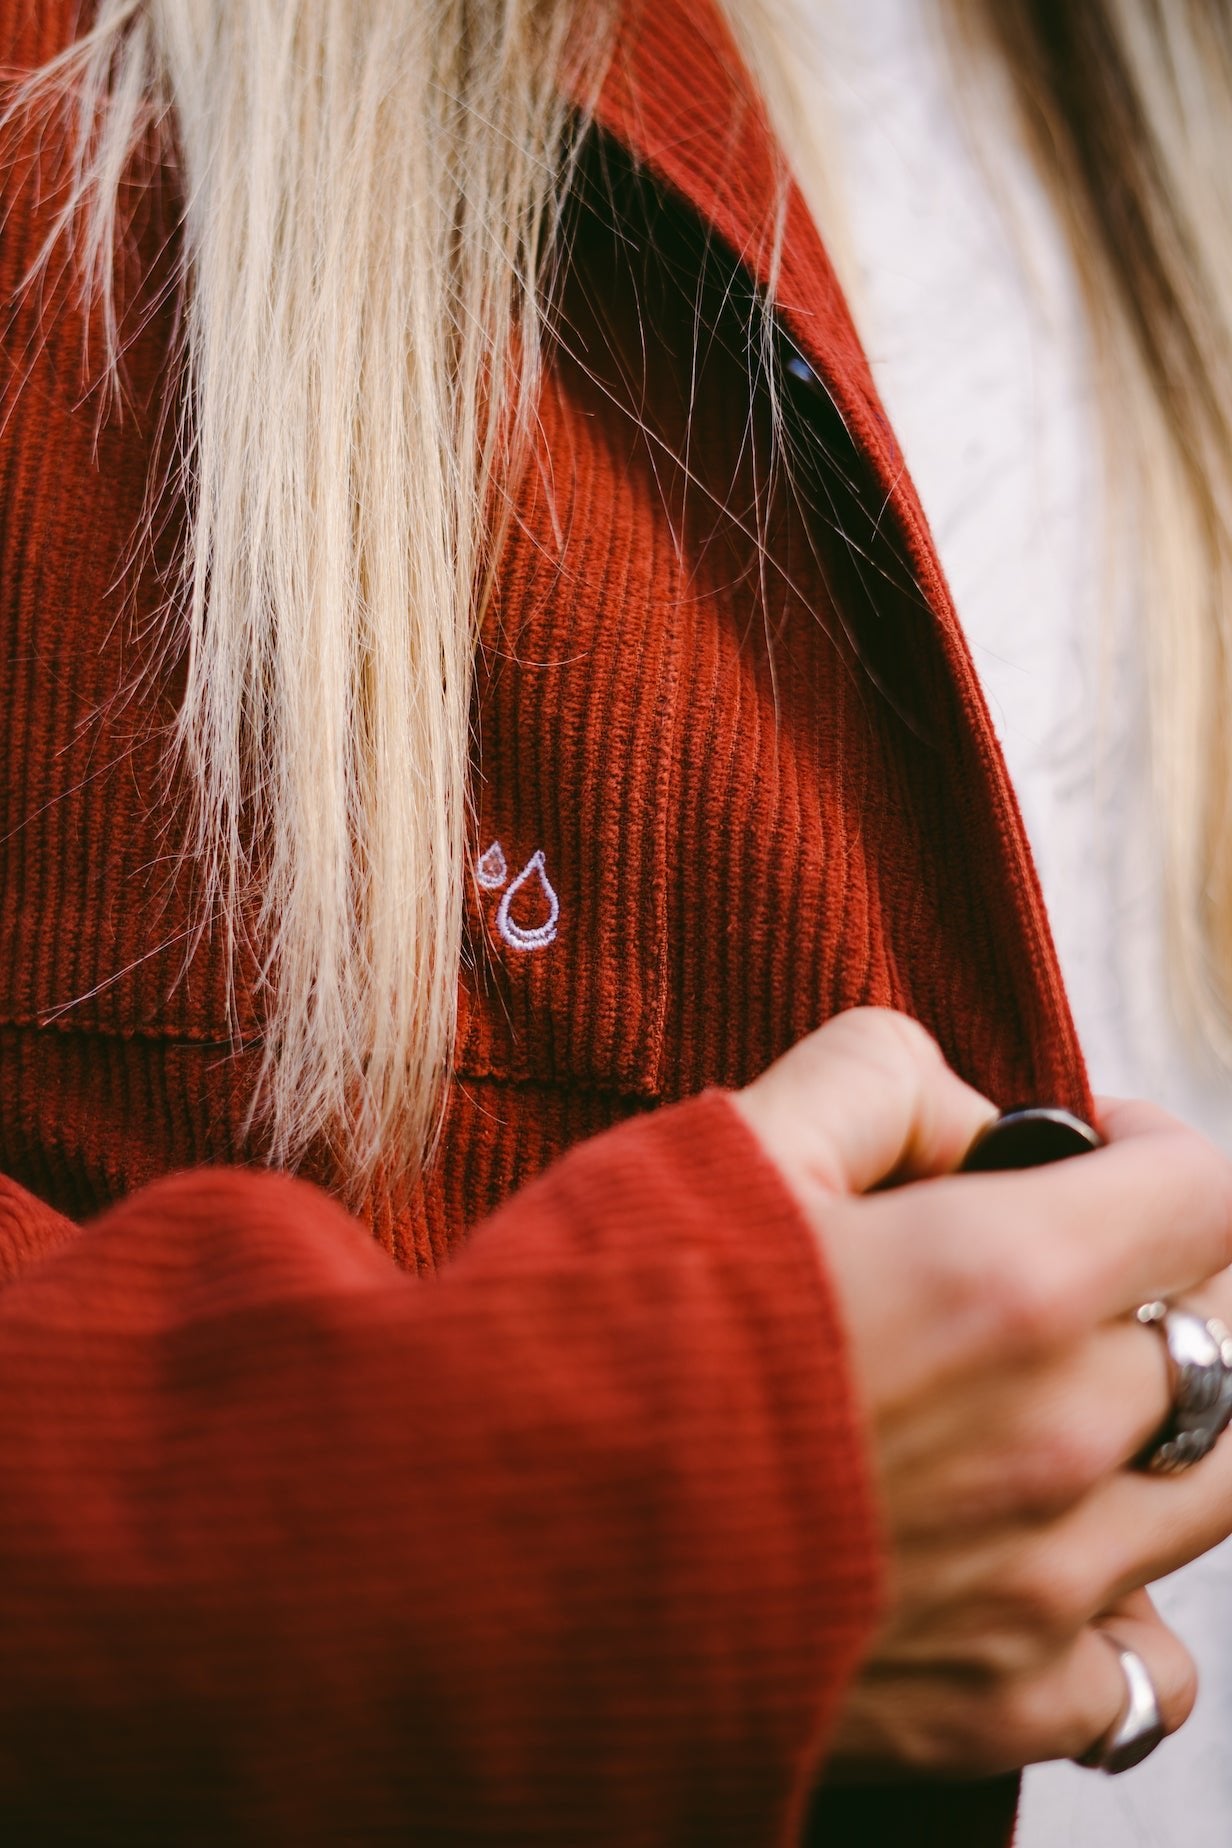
[
  {"left": 1076, "top": 1638, "right": 1166, "bottom": 1775},
  {"left": 1134, "top": 1300, "right": 1232, "bottom": 1474}
]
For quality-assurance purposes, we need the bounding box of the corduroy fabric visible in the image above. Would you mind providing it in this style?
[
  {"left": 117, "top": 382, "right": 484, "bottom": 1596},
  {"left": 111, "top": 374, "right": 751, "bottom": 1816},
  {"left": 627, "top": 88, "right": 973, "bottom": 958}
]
[{"left": 0, "top": 0, "right": 1089, "bottom": 1839}]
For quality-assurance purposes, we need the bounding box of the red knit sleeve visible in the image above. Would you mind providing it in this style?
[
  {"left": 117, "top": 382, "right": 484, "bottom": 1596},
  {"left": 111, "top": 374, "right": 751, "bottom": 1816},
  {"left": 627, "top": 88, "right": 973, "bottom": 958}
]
[{"left": 0, "top": 1091, "right": 882, "bottom": 1845}]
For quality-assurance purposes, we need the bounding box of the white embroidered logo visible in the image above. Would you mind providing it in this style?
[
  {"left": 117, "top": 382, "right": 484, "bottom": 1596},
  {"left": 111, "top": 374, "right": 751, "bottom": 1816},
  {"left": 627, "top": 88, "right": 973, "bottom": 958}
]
[
  {"left": 475, "top": 841, "right": 508, "bottom": 890},
  {"left": 476, "top": 842, "right": 560, "bottom": 952}
]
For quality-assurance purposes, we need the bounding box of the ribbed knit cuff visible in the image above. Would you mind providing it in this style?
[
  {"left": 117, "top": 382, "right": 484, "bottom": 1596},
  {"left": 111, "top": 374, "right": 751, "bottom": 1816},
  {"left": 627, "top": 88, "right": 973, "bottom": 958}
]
[
  {"left": 609, "top": 1087, "right": 888, "bottom": 1806},
  {"left": 713, "top": 1088, "right": 884, "bottom": 1657}
]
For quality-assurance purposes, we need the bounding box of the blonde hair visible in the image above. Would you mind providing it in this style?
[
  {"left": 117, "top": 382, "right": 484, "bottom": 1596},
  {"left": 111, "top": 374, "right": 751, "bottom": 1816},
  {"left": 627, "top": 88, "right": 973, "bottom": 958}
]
[
  {"left": 12, "top": 0, "right": 1232, "bottom": 1185},
  {"left": 946, "top": 0, "right": 1232, "bottom": 1058},
  {"left": 11, "top": 0, "right": 606, "bottom": 1185},
  {"left": 743, "top": 0, "right": 1232, "bottom": 1062}
]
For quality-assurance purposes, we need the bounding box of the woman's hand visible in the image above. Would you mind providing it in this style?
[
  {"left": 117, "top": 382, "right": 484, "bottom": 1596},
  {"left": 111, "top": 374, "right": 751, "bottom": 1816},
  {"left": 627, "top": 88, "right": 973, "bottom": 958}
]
[{"left": 731, "top": 1009, "right": 1232, "bottom": 1778}]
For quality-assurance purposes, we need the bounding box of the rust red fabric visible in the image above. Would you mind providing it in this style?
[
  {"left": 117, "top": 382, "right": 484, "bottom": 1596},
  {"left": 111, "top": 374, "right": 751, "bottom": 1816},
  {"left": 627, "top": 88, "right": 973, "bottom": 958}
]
[{"left": 0, "top": 0, "right": 1089, "bottom": 1838}]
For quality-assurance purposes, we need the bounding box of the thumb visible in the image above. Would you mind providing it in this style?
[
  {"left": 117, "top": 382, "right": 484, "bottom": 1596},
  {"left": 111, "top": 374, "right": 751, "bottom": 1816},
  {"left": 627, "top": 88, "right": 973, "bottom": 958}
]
[{"left": 732, "top": 1008, "right": 997, "bottom": 1199}]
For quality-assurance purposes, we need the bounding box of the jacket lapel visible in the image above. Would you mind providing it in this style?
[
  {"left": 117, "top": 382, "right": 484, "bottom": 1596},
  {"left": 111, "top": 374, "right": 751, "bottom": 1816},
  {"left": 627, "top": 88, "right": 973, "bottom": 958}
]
[
  {"left": 578, "top": 0, "right": 1091, "bottom": 1121},
  {"left": 587, "top": 0, "right": 905, "bottom": 490}
]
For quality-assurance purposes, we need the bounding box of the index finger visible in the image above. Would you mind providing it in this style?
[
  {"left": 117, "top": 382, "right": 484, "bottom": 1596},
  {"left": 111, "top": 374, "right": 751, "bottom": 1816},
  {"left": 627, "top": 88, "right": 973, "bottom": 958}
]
[{"left": 934, "top": 1124, "right": 1232, "bottom": 1327}]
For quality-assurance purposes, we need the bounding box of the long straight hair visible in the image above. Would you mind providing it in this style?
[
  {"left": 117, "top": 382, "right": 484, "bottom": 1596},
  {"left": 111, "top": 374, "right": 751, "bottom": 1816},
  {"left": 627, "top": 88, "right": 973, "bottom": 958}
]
[
  {"left": 947, "top": 0, "right": 1232, "bottom": 1057},
  {"left": 742, "top": 0, "right": 1232, "bottom": 1060},
  {"left": 8, "top": 0, "right": 607, "bottom": 1185},
  {"left": 9, "top": 0, "right": 1232, "bottom": 1183}
]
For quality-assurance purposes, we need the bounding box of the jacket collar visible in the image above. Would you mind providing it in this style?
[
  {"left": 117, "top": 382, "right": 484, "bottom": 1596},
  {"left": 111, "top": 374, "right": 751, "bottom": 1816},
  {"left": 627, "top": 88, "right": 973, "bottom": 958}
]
[
  {"left": 584, "top": 0, "right": 899, "bottom": 488},
  {"left": 579, "top": 0, "right": 974, "bottom": 670}
]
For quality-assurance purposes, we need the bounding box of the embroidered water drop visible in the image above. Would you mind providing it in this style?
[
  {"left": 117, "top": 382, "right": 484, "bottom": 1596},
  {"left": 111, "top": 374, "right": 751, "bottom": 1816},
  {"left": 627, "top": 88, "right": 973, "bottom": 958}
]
[
  {"left": 476, "top": 841, "right": 508, "bottom": 890},
  {"left": 496, "top": 849, "right": 560, "bottom": 952}
]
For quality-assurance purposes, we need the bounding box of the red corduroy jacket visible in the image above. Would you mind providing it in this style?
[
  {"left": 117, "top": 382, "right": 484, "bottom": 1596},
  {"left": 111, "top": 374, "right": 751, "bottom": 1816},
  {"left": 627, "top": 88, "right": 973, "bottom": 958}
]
[{"left": 0, "top": 0, "right": 1091, "bottom": 1840}]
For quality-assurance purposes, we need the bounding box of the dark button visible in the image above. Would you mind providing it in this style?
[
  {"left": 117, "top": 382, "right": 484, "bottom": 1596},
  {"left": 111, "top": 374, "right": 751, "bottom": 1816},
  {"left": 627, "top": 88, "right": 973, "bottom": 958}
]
[
  {"left": 784, "top": 350, "right": 821, "bottom": 389},
  {"left": 960, "top": 1106, "right": 1104, "bottom": 1172}
]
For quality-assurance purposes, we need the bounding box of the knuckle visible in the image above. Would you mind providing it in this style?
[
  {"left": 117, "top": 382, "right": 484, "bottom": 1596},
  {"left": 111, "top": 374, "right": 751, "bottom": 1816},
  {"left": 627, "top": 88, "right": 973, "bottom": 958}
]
[
  {"left": 915, "top": 1225, "right": 1065, "bottom": 1369},
  {"left": 975, "top": 1247, "right": 1078, "bottom": 1361},
  {"left": 940, "top": 1664, "right": 1090, "bottom": 1774},
  {"left": 833, "top": 1007, "right": 942, "bottom": 1075},
  {"left": 1015, "top": 1423, "right": 1110, "bottom": 1516},
  {"left": 880, "top": 1009, "right": 943, "bottom": 1062},
  {"left": 1001, "top": 1671, "right": 1093, "bottom": 1766},
  {"left": 1003, "top": 1544, "right": 1097, "bottom": 1644}
]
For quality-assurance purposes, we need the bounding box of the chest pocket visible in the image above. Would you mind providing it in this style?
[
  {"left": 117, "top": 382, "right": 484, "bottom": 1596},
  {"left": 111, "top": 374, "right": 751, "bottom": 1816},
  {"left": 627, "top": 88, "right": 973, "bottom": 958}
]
[
  {"left": 456, "top": 139, "right": 888, "bottom": 1105},
  {"left": 455, "top": 361, "right": 676, "bottom": 1100}
]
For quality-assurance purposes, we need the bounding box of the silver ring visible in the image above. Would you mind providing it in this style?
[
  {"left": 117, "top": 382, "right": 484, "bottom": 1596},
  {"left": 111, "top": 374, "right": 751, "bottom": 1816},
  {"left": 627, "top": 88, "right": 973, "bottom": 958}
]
[
  {"left": 1134, "top": 1299, "right": 1232, "bottom": 1474},
  {"left": 1076, "top": 1639, "right": 1166, "bottom": 1775}
]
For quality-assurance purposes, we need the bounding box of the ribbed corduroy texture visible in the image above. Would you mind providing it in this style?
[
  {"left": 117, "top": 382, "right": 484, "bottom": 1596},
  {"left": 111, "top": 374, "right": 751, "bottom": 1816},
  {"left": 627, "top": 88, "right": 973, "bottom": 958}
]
[{"left": 0, "top": 0, "right": 1090, "bottom": 1839}]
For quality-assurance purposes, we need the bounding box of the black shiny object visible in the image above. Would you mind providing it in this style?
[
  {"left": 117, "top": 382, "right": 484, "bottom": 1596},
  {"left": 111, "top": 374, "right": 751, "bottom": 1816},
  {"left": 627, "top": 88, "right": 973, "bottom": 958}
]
[{"left": 960, "top": 1106, "right": 1103, "bottom": 1173}]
